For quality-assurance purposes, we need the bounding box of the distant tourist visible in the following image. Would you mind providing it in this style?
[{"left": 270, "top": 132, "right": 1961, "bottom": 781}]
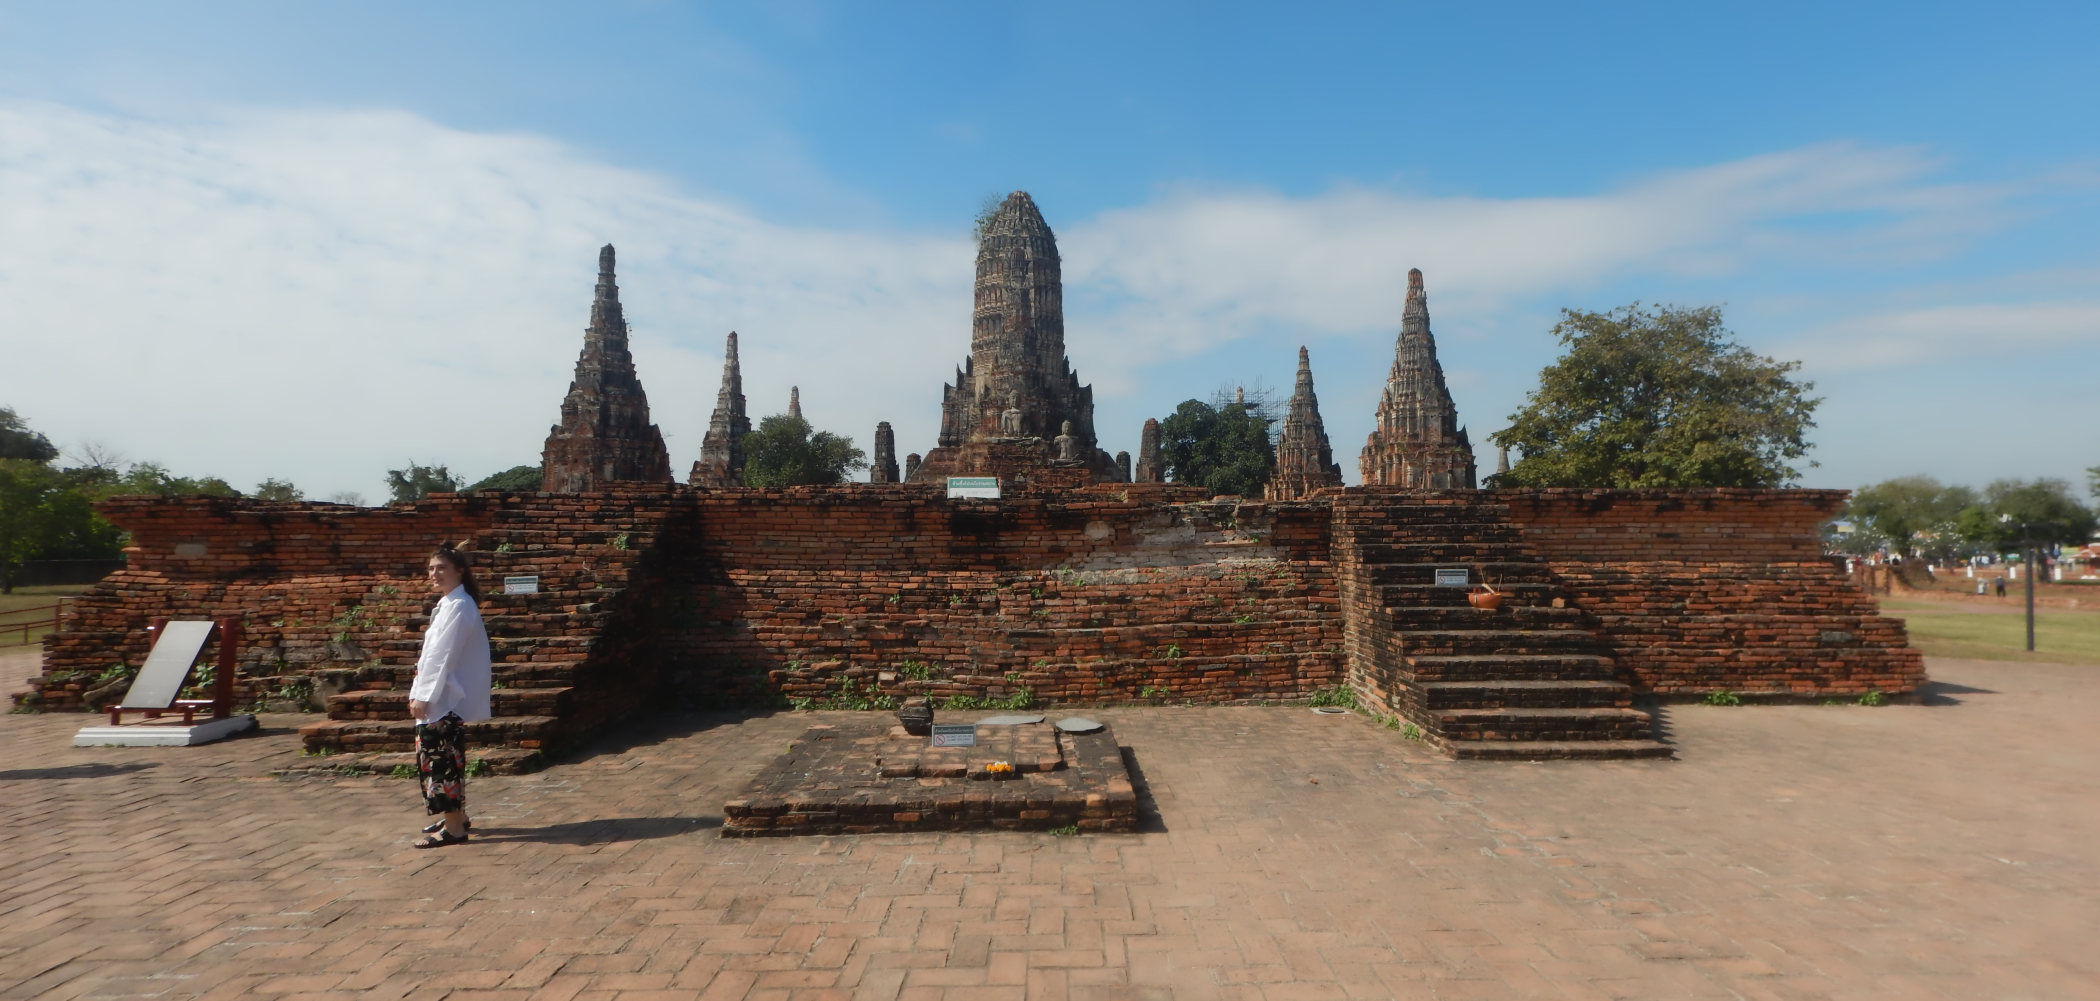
[
  {"left": 409, "top": 542, "right": 492, "bottom": 849},
  {"left": 1994, "top": 576, "right": 2007, "bottom": 598}
]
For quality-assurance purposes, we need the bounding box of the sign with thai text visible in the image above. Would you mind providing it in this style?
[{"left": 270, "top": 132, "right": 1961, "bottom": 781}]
[
  {"left": 930, "top": 724, "right": 978, "bottom": 747},
  {"left": 947, "top": 477, "right": 1001, "bottom": 499},
  {"left": 503, "top": 575, "right": 540, "bottom": 595},
  {"left": 1433, "top": 568, "right": 1470, "bottom": 587}
]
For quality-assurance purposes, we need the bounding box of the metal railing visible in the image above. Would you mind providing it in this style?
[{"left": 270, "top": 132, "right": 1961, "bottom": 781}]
[{"left": 0, "top": 598, "right": 72, "bottom": 647}]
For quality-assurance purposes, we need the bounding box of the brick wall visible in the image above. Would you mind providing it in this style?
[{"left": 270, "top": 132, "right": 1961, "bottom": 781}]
[
  {"left": 1496, "top": 489, "right": 1925, "bottom": 697},
  {"left": 16, "top": 485, "right": 1924, "bottom": 726}
]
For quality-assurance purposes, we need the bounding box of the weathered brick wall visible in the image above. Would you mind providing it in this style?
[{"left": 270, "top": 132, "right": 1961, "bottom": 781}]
[
  {"left": 18, "top": 485, "right": 1924, "bottom": 726},
  {"left": 1495, "top": 489, "right": 1924, "bottom": 697},
  {"left": 660, "top": 488, "right": 1346, "bottom": 705}
]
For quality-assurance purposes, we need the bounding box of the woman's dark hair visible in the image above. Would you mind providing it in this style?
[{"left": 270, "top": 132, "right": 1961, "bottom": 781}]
[{"left": 430, "top": 542, "right": 482, "bottom": 603}]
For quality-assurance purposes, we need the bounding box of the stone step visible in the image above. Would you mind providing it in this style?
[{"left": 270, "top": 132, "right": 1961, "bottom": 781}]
[
  {"left": 1397, "top": 629, "right": 1603, "bottom": 655},
  {"left": 1435, "top": 707, "right": 1655, "bottom": 742},
  {"left": 1352, "top": 543, "right": 1539, "bottom": 561},
  {"left": 298, "top": 715, "right": 561, "bottom": 754},
  {"left": 1368, "top": 566, "right": 1562, "bottom": 587},
  {"left": 1420, "top": 679, "right": 1632, "bottom": 709},
  {"left": 1448, "top": 739, "right": 1674, "bottom": 761},
  {"left": 1387, "top": 606, "right": 1593, "bottom": 628},
  {"left": 1404, "top": 654, "right": 1619, "bottom": 682},
  {"left": 492, "top": 660, "right": 582, "bottom": 688},
  {"left": 326, "top": 687, "right": 575, "bottom": 721}
]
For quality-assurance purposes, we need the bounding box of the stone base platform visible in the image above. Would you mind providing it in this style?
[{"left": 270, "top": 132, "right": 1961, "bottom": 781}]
[
  {"left": 723, "top": 716, "right": 1137, "bottom": 837},
  {"left": 270, "top": 746, "right": 546, "bottom": 777},
  {"left": 73, "top": 714, "right": 256, "bottom": 747}
]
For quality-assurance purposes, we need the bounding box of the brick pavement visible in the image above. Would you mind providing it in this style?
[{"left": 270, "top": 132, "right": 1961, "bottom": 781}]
[{"left": 3, "top": 647, "right": 2097, "bottom": 1000}]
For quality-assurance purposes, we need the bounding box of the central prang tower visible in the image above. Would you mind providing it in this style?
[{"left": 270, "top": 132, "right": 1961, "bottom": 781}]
[{"left": 909, "top": 191, "right": 1121, "bottom": 485}]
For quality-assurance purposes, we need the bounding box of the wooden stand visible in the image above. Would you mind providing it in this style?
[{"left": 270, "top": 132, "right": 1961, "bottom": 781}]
[{"left": 106, "top": 616, "right": 242, "bottom": 726}]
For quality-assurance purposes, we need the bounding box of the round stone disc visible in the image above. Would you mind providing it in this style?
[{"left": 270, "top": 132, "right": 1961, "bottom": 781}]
[
  {"left": 1054, "top": 717, "right": 1105, "bottom": 733},
  {"left": 975, "top": 714, "right": 1045, "bottom": 725}
]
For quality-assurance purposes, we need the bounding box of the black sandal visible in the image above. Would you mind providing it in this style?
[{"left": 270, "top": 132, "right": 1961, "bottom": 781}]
[
  {"left": 422, "top": 819, "right": 473, "bottom": 835},
  {"left": 413, "top": 830, "right": 469, "bottom": 849}
]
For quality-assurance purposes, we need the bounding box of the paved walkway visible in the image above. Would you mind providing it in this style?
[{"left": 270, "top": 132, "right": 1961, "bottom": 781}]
[{"left": 3, "top": 652, "right": 2096, "bottom": 1000}]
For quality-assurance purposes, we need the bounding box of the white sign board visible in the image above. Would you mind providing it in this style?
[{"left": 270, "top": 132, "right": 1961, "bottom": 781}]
[
  {"left": 1433, "top": 568, "right": 1470, "bottom": 588},
  {"left": 503, "top": 575, "right": 540, "bottom": 595},
  {"left": 930, "top": 724, "right": 978, "bottom": 747},
  {"left": 947, "top": 477, "right": 1001, "bottom": 499}
]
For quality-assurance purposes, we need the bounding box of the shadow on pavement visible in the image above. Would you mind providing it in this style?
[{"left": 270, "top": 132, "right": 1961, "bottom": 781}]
[
  {"left": 1920, "top": 680, "right": 1997, "bottom": 705},
  {"left": 473, "top": 816, "right": 722, "bottom": 844},
  {"left": 559, "top": 709, "right": 779, "bottom": 764},
  {"left": 1119, "top": 746, "right": 1168, "bottom": 833},
  {"left": 0, "top": 762, "right": 161, "bottom": 781}
]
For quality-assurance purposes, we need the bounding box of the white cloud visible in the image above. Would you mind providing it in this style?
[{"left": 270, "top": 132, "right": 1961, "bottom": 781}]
[
  {"left": 1781, "top": 301, "right": 2100, "bottom": 372},
  {"left": 0, "top": 99, "right": 2078, "bottom": 498}
]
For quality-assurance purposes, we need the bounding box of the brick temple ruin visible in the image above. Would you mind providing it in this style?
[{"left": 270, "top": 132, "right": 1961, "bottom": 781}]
[{"left": 16, "top": 191, "right": 1925, "bottom": 764}]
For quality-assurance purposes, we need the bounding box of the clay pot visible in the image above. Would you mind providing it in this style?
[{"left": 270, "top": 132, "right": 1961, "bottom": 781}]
[{"left": 1467, "top": 589, "right": 1503, "bottom": 611}]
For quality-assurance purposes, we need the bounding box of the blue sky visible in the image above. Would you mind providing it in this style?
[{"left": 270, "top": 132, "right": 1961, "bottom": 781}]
[{"left": 0, "top": 1, "right": 2095, "bottom": 500}]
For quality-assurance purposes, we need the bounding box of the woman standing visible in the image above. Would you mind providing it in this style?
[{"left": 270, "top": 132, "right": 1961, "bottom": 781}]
[{"left": 408, "top": 542, "right": 492, "bottom": 849}]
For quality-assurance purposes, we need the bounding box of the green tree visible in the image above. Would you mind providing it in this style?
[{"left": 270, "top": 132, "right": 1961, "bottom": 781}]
[
  {"left": 742, "top": 414, "right": 866, "bottom": 487},
  {"left": 89, "top": 461, "right": 240, "bottom": 497},
  {"left": 1488, "top": 304, "right": 1820, "bottom": 488},
  {"left": 253, "top": 478, "right": 303, "bottom": 501},
  {"left": 1156, "top": 399, "right": 1275, "bottom": 498},
  {"left": 0, "top": 408, "right": 59, "bottom": 462},
  {"left": 1954, "top": 479, "right": 2097, "bottom": 551},
  {"left": 467, "top": 465, "right": 544, "bottom": 492},
  {"left": 0, "top": 459, "right": 64, "bottom": 592},
  {"left": 1840, "top": 476, "right": 1979, "bottom": 560},
  {"left": 386, "top": 462, "right": 464, "bottom": 503}
]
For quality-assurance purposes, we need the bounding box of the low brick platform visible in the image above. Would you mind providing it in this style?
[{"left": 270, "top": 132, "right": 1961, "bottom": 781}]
[{"left": 724, "top": 716, "right": 1136, "bottom": 836}]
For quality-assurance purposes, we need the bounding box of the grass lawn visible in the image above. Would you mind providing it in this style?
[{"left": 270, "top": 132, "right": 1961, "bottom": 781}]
[
  {"left": 1881, "top": 599, "right": 2100, "bottom": 665},
  {"left": 0, "top": 585, "right": 92, "bottom": 649}
]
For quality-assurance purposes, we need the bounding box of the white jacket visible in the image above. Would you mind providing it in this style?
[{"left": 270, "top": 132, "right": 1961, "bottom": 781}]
[{"left": 409, "top": 584, "right": 492, "bottom": 724}]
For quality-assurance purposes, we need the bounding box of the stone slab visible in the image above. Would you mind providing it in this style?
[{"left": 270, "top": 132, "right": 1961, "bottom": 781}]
[
  {"left": 723, "top": 714, "right": 1136, "bottom": 836},
  {"left": 73, "top": 714, "right": 256, "bottom": 747}
]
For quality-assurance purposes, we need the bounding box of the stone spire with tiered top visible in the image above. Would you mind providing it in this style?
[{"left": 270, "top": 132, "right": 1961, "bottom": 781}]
[
  {"left": 689, "top": 331, "right": 750, "bottom": 487},
  {"left": 910, "top": 191, "right": 1120, "bottom": 484},
  {"left": 1268, "top": 347, "right": 1344, "bottom": 500},
  {"left": 541, "top": 244, "right": 673, "bottom": 491},
  {"left": 1359, "top": 269, "right": 1475, "bottom": 489}
]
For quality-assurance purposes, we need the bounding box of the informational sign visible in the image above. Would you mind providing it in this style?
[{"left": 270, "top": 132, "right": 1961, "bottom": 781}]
[
  {"left": 503, "top": 575, "right": 540, "bottom": 595},
  {"left": 930, "top": 724, "right": 978, "bottom": 747},
  {"left": 947, "top": 477, "right": 1001, "bottom": 499},
  {"left": 1433, "top": 568, "right": 1470, "bottom": 588}
]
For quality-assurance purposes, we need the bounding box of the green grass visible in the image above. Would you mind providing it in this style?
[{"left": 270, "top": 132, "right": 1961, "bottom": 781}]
[{"left": 1880, "top": 600, "right": 2100, "bottom": 665}]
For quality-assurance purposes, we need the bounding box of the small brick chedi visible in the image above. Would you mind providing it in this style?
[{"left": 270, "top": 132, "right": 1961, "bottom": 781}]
[
  {"left": 689, "top": 331, "right": 750, "bottom": 488},
  {"left": 540, "top": 245, "right": 674, "bottom": 491},
  {"left": 1267, "top": 347, "right": 1345, "bottom": 501},
  {"left": 1360, "top": 268, "right": 1477, "bottom": 489},
  {"left": 909, "top": 192, "right": 1124, "bottom": 486}
]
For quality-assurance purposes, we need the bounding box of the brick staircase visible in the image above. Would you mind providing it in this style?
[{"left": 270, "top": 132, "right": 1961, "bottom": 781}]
[
  {"left": 1335, "top": 493, "right": 1671, "bottom": 760},
  {"left": 297, "top": 491, "right": 688, "bottom": 756}
]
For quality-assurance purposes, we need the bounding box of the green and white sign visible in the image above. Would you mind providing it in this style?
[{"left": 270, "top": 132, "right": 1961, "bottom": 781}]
[{"left": 947, "top": 477, "right": 1000, "bottom": 499}]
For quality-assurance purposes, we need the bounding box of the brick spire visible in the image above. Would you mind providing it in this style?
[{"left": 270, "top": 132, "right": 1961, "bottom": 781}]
[
  {"left": 1267, "top": 347, "right": 1344, "bottom": 499},
  {"left": 870, "top": 421, "right": 901, "bottom": 483},
  {"left": 689, "top": 331, "right": 749, "bottom": 487},
  {"left": 1134, "top": 418, "right": 1163, "bottom": 483},
  {"left": 788, "top": 386, "right": 802, "bottom": 421},
  {"left": 541, "top": 244, "right": 673, "bottom": 491},
  {"left": 1359, "top": 268, "right": 1475, "bottom": 489},
  {"left": 911, "top": 191, "right": 1119, "bottom": 484}
]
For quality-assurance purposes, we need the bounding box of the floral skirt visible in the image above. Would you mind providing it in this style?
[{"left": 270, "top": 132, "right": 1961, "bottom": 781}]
[{"left": 415, "top": 712, "right": 467, "bottom": 815}]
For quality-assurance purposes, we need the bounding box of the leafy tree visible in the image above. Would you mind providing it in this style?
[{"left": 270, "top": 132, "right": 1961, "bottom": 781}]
[
  {"left": 1839, "top": 476, "right": 1979, "bottom": 560},
  {"left": 386, "top": 462, "right": 464, "bottom": 503},
  {"left": 1954, "top": 479, "right": 2097, "bottom": 551},
  {"left": 0, "top": 407, "right": 58, "bottom": 462},
  {"left": 0, "top": 459, "right": 63, "bottom": 592},
  {"left": 77, "top": 461, "right": 241, "bottom": 498},
  {"left": 742, "top": 414, "right": 866, "bottom": 487},
  {"left": 253, "top": 478, "right": 303, "bottom": 502},
  {"left": 1488, "top": 304, "right": 1820, "bottom": 488},
  {"left": 1157, "top": 399, "right": 1275, "bottom": 498},
  {"left": 467, "top": 465, "right": 544, "bottom": 493}
]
